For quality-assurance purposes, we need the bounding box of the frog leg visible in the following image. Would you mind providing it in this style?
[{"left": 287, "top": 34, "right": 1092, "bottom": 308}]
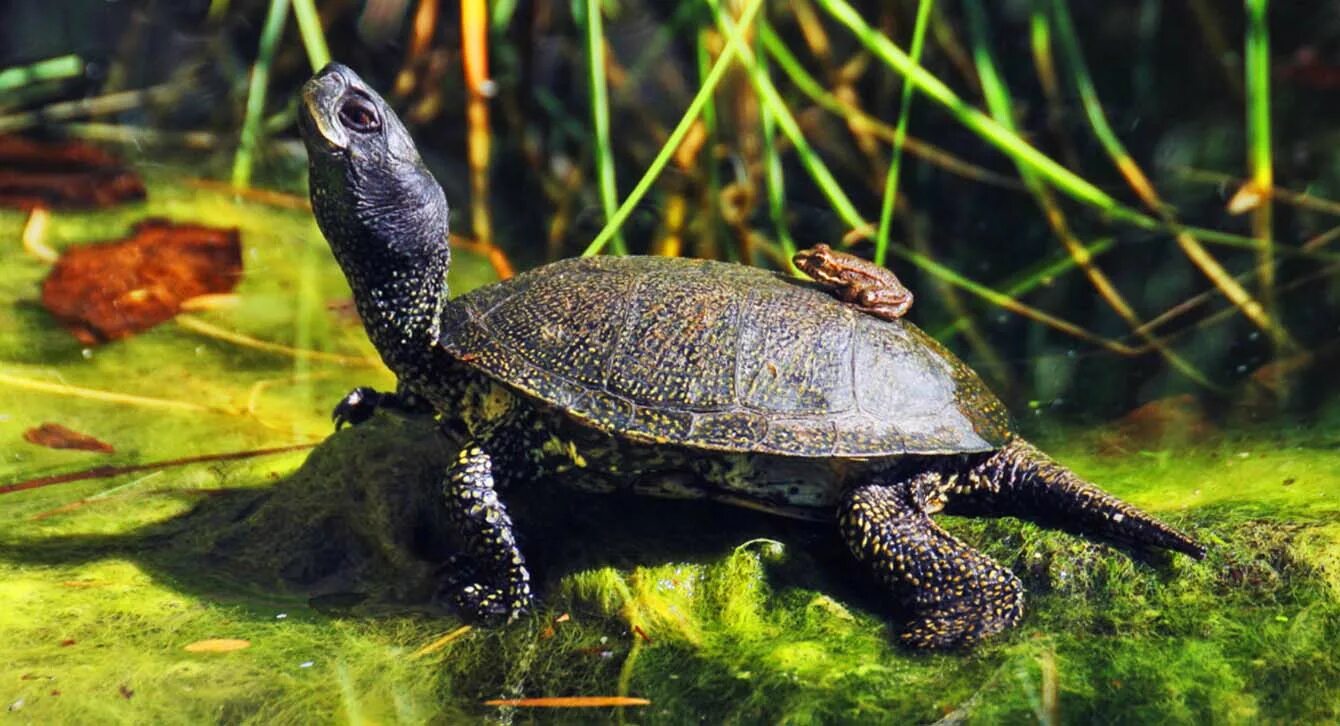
[
  {"left": 853, "top": 286, "right": 914, "bottom": 321},
  {"left": 839, "top": 472, "right": 1024, "bottom": 649},
  {"left": 943, "top": 439, "right": 1205, "bottom": 559},
  {"left": 332, "top": 382, "right": 431, "bottom": 429},
  {"left": 438, "top": 441, "right": 534, "bottom": 623}
]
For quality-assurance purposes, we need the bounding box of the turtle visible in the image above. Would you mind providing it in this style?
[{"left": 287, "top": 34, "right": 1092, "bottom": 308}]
[{"left": 298, "top": 63, "right": 1204, "bottom": 649}]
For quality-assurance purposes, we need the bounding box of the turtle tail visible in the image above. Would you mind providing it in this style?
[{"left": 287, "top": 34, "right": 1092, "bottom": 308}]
[{"left": 946, "top": 438, "right": 1206, "bottom": 559}]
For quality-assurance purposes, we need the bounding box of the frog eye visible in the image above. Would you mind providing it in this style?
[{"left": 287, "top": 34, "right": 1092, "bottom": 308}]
[{"left": 338, "top": 95, "right": 381, "bottom": 133}]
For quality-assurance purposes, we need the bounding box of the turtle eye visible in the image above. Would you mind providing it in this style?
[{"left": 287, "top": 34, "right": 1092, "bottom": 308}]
[{"left": 338, "top": 95, "right": 381, "bottom": 133}]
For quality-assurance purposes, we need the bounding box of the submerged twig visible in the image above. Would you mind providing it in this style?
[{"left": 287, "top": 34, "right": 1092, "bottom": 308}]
[
  {"left": 482, "top": 697, "right": 650, "bottom": 708},
  {"left": 185, "top": 178, "right": 311, "bottom": 210},
  {"left": 0, "top": 443, "right": 314, "bottom": 495},
  {"left": 0, "top": 370, "right": 239, "bottom": 415},
  {"left": 174, "top": 315, "right": 377, "bottom": 367},
  {"left": 0, "top": 82, "right": 180, "bottom": 134}
]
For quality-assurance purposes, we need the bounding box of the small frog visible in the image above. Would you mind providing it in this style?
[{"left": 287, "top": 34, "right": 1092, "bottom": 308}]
[{"left": 793, "top": 243, "right": 914, "bottom": 321}]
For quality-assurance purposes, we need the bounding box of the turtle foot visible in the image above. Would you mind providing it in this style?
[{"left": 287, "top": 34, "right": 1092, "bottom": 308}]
[
  {"left": 840, "top": 477, "right": 1026, "bottom": 650},
  {"left": 333, "top": 386, "right": 386, "bottom": 429},
  {"left": 900, "top": 588, "right": 1024, "bottom": 650},
  {"left": 332, "top": 386, "right": 433, "bottom": 429},
  {"left": 433, "top": 554, "right": 531, "bottom": 624}
]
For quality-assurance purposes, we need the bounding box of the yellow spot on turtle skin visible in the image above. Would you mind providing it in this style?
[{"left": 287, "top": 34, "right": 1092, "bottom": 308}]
[{"left": 566, "top": 441, "right": 588, "bottom": 468}]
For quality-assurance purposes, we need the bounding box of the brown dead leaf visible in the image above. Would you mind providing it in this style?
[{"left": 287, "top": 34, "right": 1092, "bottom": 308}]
[
  {"left": 23, "top": 423, "right": 114, "bottom": 453},
  {"left": 41, "top": 219, "right": 242, "bottom": 344},
  {"left": 0, "top": 135, "right": 145, "bottom": 209},
  {"left": 183, "top": 638, "right": 251, "bottom": 653}
]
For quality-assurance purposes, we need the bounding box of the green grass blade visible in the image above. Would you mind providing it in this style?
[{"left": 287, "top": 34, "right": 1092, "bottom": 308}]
[
  {"left": 930, "top": 239, "right": 1115, "bottom": 340},
  {"left": 707, "top": 0, "right": 866, "bottom": 231},
  {"left": 581, "top": 0, "right": 766, "bottom": 257},
  {"left": 0, "top": 55, "right": 82, "bottom": 93},
  {"left": 291, "top": 0, "right": 332, "bottom": 71},
  {"left": 581, "top": 0, "right": 628, "bottom": 255},
  {"left": 874, "top": 0, "right": 935, "bottom": 267},
  {"left": 757, "top": 15, "right": 797, "bottom": 270},
  {"left": 813, "top": 0, "right": 1115, "bottom": 210},
  {"left": 966, "top": 0, "right": 1216, "bottom": 388},
  {"left": 231, "top": 0, "right": 290, "bottom": 189},
  {"left": 1245, "top": 0, "right": 1275, "bottom": 304}
]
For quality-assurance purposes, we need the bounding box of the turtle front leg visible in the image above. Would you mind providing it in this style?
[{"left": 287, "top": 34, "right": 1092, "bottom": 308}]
[
  {"left": 332, "top": 383, "right": 432, "bottom": 429},
  {"left": 839, "top": 473, "right": 1024, "bottom": 649},
  {"left": 438, "top": 442, "right": 534, "bottom": 623}
]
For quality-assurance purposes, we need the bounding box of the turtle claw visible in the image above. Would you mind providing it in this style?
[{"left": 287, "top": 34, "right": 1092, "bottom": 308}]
[{"left": 333, "top": 386, "right": 384, "bottom": 429}]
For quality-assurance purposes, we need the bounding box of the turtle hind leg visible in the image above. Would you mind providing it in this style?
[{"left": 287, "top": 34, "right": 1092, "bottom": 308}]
[
  {"left": 948, "top": 438, "right": 1206, "bottom": 560},
  {"left": 839, "top": 474, "right": 1024, "bottom": 649}
]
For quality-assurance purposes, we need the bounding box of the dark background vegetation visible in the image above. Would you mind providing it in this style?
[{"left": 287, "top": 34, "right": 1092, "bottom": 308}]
[{"left": 5, "top": 0, "right": 1340, "bottom": 425}]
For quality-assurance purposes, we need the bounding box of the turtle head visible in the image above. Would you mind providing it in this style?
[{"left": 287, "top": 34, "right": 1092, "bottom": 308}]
[
  {"left": 299, "top": 63, "right": 451, "bottom": 378},
  {"left": 299, "top": 63, "right": 449, "bottom": 281}
]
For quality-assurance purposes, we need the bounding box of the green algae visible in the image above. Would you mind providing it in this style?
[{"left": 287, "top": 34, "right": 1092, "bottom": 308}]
[{"left": 1, "top": 178, "right": 1339, "bottom": 723}]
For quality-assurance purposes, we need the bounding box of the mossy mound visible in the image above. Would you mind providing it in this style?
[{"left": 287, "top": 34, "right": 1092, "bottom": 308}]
[
  {"left": 4, "top": 414, "right": 1338, "bottom": 723},
  {"left": 181, "top": 414, "right": 459, "bottom": 605}
]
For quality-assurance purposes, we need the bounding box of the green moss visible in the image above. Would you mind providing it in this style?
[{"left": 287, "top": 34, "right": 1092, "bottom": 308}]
[{"left": 1, "top": 177, "right": 1338, "bottom": 723}]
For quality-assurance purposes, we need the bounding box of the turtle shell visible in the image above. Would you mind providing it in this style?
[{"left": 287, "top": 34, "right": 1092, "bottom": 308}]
[{"left": 438, "top": 256, "right": 1011, "bottom": 457}]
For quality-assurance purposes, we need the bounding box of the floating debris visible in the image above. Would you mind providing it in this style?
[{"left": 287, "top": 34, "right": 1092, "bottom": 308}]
[
  {"left": 1227, "top": 180, "right": 1268, "bottom": 215},
  {"left": 410, "top": 625, "right": 472, "bottom": 658},
  {"left": 482, "top": 696, "right": 651, "bottom": 708},
  {"left": 21, "top": 207, "right": 55, "bottom": 261},
  {"left": 23, "top": 422, "right": 114, "bottom": 453},
  {"left": 40, "top": 219, "right": 242, "bottom": 344},
  {"left": 183, "top": 639, "right": 251, "bottom": 653}
]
